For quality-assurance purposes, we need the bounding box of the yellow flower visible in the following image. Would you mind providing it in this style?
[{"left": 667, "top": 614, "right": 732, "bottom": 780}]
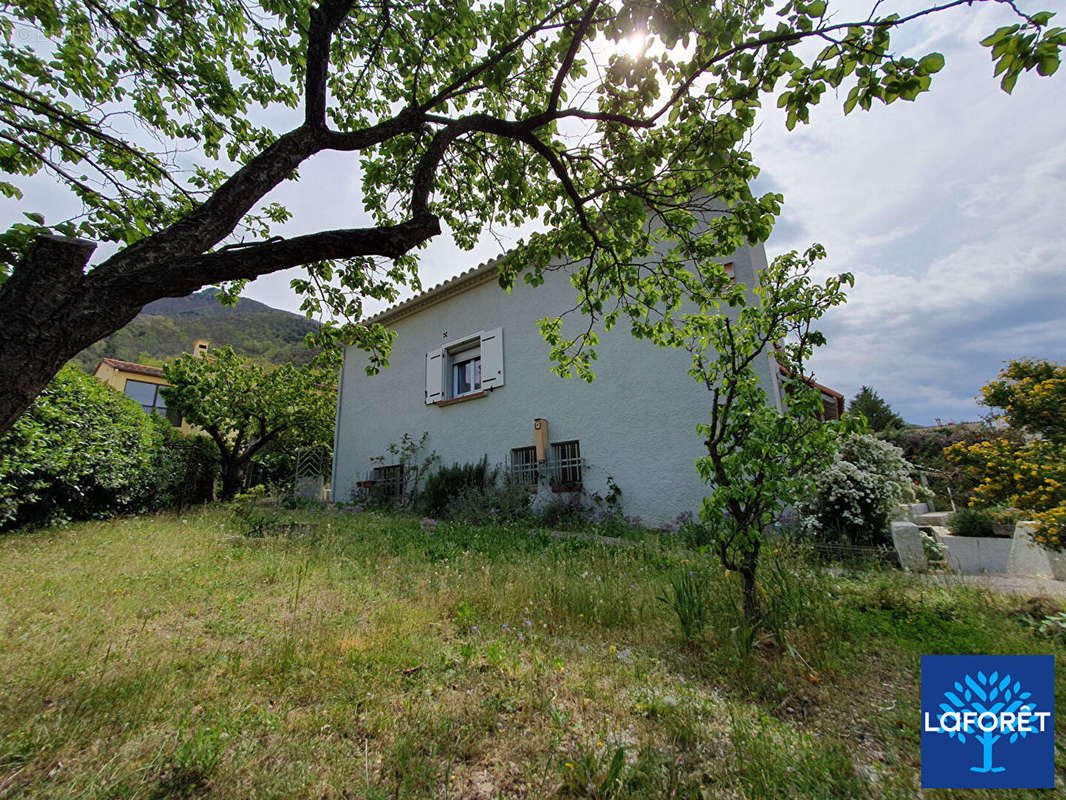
[{"left": 609, "top": 645, "right": 617, "bottom": 654}]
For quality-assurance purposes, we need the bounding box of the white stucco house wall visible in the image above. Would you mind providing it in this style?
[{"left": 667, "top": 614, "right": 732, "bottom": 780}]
[{"left": 331, "top": 241, "right": 786, "bottom": 525}]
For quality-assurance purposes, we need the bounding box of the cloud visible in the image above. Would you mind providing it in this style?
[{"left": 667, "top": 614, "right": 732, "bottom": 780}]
[{"left": 749, "top": 4, "right": 1066, "bottom": 424}]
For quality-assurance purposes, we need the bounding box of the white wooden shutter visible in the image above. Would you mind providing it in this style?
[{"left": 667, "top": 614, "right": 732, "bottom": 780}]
[
  {"left": 425, "top": 349, "right": 444, "bottom": 404},
  {"left": 479, "top": 327, "right": 504, "bottom": 389}
]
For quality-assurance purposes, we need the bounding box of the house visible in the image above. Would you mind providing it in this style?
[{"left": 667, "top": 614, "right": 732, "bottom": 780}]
[
  {"left": 92, "top": 339, "right": 210, "bottom": 434},
  {"left": 331, "top": 241, "right": 789, "bottom": 526},
  {"left": 778, "top": 365, "right": 845, "bottom": 421}
]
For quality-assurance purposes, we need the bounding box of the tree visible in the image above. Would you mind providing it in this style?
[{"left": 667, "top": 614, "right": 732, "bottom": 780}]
[
  {"left": 945, "top": 359, "right": 1066, "bottom": 549},
  {"left": 981, "top": 359, "right": 1066, "bottom": 444},
  {"left": 0, "top": 1, "right": 1062, "bottom": 437},
  {"left": 848, "top": 385, "right": 904, "bottom": 432},
  {"left": 662, "top": 244, "right": 851, "bottom": 618},
  {"left": 161, "top": 347, "right": 336, "bottom": 499}
]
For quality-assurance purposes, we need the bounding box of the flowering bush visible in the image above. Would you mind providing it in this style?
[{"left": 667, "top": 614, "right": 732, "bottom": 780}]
[
  {"left": 943, "top": 360, "right": 1066, "bottom": 550},
  {"left": 799, "top": 432, "right": 922, "bottom": 546},
  {"left": 945, "top": 438, "right": 1066, "bottom": 549}
]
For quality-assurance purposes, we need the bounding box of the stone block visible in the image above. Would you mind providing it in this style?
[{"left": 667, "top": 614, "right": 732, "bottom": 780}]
[
  {"left": 915, "top": 511, "right": 952, "bottom": 528},
  {"left": 938, "top": 534, "right": 1012, "bottom": 574},
  {"left": 891, "top": 521, "right": 928, "bottom": 572},
  {"left": 1008, "top": 522, "right": 1066, "bottom": 581}
]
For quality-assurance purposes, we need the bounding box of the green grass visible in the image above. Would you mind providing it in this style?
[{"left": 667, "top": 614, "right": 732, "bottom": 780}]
[{"left": 0, "top": 507, "right": 1064, "bottom": 798}]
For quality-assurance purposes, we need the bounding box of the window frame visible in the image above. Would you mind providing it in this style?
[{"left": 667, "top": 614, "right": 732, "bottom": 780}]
[
  {"left": 123, "top": 378, "right": 177, "bottom": 423},
  {"left": 425, "top": 328, "right": 504, "bottom": 405},
  {"left": 548, "top": 440, "right": 583, "bottom": 491},
  {"left": 448, "top": 341, "right": 482, "bottom": 399},
  {"left": 509, "top": 445, "right": 539, "bottom": 487},
  {"left": 372, "top": 463, "right": 405, "bottom": 501}
]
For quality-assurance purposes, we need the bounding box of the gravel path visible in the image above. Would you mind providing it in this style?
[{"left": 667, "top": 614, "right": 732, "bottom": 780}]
[{"left": 921, "top": 572, "right": 1066, "bottom": 599}]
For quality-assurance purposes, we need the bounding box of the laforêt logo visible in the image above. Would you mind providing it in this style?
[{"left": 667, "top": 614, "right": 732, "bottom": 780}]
[{"left": 921, "top": 655, "right": 1054, "bottom": 789}]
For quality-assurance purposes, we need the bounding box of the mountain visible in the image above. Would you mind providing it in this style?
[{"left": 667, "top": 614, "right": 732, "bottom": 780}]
[{"left": 72, "top": 290, "right": 321, "bottom": 371}]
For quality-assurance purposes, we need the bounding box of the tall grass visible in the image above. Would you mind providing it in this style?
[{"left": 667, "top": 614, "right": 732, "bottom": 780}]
[{"left": 0, "top": 507, "right": 1063, "bottom": 798}]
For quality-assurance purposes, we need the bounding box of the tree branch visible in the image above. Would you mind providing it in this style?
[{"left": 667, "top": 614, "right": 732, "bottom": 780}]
[{"left": 306, "top": 0, "right": 359, "bottom": 127}]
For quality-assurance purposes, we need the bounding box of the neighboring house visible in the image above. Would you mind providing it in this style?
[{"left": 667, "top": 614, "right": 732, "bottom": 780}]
[
  {"left": 331, "top": 241, "right": 791, "bottom": 526},
  {"left": 92, "top": 339, "right": 210, "bottom": 434},
  {"left": 778, "top": 365, "right": 845, "bottom": 421}
]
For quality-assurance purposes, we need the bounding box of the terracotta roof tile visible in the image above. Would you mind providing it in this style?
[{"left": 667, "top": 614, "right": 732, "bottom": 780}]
[{"left": 99, "top": 358, "right": 165, "bottom": 378}]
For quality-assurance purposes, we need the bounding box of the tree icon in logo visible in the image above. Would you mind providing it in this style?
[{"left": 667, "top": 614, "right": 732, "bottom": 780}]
[{"left": 934, "top": 670, "right": 1038, "bottom": 774}]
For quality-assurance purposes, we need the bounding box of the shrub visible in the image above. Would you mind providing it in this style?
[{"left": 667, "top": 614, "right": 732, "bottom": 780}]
[
  {"left": 881, "top": 424, "right": 998, "bottom": 508},
  {"left": 0, "top": 367, "right": 222, "bottom": 530},
  {"left": 445, "top": 478, "right": 533, "bottom": 525},
  {"left": 947, "top": 507, "right": 996, "bottom": 537},
  {"left": 799, "top": 432, "right": 921, "bottom": 547},
  {"left": 418, "top": 456, "right": 492, "bottom": 517}
]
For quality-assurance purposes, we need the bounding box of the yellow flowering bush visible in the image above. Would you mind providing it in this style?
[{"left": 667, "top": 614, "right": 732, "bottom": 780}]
[{"left": 945, "top": 359, "right": 1066, "bottom": 549}]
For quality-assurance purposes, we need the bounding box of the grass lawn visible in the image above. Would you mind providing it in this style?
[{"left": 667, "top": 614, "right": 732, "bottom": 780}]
[{"left": 0, "top": 506, "right": 1063, "bottom": 799}]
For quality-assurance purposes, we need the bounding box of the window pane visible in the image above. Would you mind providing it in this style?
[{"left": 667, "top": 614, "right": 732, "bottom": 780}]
[
  {"left": 453, "top": 356, "right": 481, "bottom": 395},
  {"left": 123, "top": 379, "right": 157, "bottom": 406}
]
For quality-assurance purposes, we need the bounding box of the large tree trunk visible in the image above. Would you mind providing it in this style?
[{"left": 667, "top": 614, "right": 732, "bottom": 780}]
[
  {"left": 220, "top": 461, "right": 247, "bottom": 501},
  {"left": 0, "top": 236, "right": 127, "bottom": 434}
]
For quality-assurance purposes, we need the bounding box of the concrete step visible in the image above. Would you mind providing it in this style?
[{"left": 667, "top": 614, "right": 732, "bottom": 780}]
[{"left": 915, "top": 511, "right": 952, "bottom": 527}]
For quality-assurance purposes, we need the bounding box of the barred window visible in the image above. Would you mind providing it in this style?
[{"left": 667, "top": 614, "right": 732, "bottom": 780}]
[
  {"left": 373, "top": 463, "right": 404, "bottom": 500},
  {"left": 549, "top": 440, "right": 582, "bottom": 487},
  {"left": 509, "top": 446, "right": 538, "bottom": 486}
]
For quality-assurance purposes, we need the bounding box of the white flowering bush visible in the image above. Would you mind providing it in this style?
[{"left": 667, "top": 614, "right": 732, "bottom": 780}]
[{"left": 799, "top": 432, "right": 922, "bottom": 546}]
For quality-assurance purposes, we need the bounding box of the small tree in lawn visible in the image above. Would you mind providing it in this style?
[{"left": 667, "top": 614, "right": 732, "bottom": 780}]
[
  {"left": 162, "top": 347, "right": 336, "bottom": 499},
  {"left": 849, "top": 386, "right": 905, "bottom": 432},
  {"left": 663, "top": 245, "right": 851, "bottom": 619}
]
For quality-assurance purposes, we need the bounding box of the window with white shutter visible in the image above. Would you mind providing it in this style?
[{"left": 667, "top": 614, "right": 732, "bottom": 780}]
[
  {"left": 424, "top": 328, "right": 505, "bottom": 404},
  {"left": 425, "top": 349, "right": 444, "bottom": 404},
  {"left": 479, "top": 327, "right": 504, "bottom": 390}
]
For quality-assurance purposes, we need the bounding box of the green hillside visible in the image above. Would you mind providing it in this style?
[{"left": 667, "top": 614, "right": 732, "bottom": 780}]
[{"left": 72, "top": 290, "right": 320, "bottom": 371}]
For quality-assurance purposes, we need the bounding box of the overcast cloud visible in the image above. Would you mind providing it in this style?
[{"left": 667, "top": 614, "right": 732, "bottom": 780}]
[{"left": 2, "top": 1, "right": 1062, "bottom": 425}]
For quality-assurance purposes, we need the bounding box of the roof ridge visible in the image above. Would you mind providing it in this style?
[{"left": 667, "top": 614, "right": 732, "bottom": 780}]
[{"left": 366, "top": 250, "right": 510, "bottom": 325}]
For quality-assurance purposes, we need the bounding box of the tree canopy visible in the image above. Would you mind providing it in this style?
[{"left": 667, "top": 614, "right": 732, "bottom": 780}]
[
  {"left": 0, "top": 0, "right": 1062, "bottom": 435},
  {"left": 161, "top": 347, "right": 336, "bottom": 498},
  {"left": 981, "top": 359, "right": 1066, "bottom": 444},
  {"left": 945, "top": 359, "right": 1066, "bottom": 550},
  {"left": 848, "top": 385, "right": 904, "bottom": 432}
]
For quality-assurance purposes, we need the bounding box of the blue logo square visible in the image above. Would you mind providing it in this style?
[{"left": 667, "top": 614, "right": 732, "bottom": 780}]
[{"left": 921, "top": 655, "right": 1055, "bottom": 788}]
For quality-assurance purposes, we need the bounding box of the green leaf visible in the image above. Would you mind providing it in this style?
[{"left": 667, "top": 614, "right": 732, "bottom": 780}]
[
  {"left": 918, "top": 53, "right": 945, "bottom": 74},
  {"left": 1037, "top": 56, "right": 1060, "bottom": 76},
  {"left": 22, "top": 212, "right": 45, "bottom": 225}
]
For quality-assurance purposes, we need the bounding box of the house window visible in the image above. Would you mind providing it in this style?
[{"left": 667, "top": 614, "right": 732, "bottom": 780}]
[
  {"left": 510, "top": 446, "right": 538, "bottom": 486},
  {"left": 549, "top": 440, "right": 582, "bottom": 489},
  {"left": 425, "top": 328, "right": 504, "bottom": 404},
  {"left": 124, "top": 379, "right": 182, "bottom": 426},
  {"left": 373, "top": 463, "right": 404, "bottom": 501},
  {"left": 450, "top": 344, "right": 482, "bottom": 398},
  {"left": 723, "top": 261, "right": 734, "bottom": 278}
]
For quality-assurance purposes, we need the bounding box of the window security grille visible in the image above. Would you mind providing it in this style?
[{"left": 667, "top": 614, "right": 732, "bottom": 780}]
[
  {"left": 549, "top": 440, "right": 582, "bottom": 486},
  {"left": 509, "top": 446, "right": 538, "bottom": 486}
]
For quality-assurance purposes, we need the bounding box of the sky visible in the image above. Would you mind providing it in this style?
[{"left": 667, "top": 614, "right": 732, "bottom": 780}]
[{"left": 3, "top": 1, "right": 1063, "bottom": 425}]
